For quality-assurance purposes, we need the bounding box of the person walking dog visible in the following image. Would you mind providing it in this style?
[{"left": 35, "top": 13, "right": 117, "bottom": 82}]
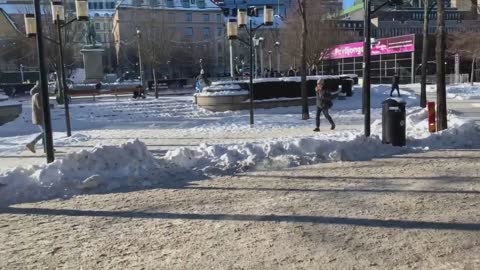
[
  {"left": 314, "top": 79, "right": 335, "bottom": 132},
  {"left": 391, "top": 72, "right": 401, "bottom": 97},
  {"left": 26, "top": 81, "right": 45, "bottom": 153}
]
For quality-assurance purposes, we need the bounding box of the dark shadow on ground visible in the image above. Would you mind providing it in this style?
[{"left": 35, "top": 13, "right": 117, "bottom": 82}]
[
  {"left": 235, "top": 174, "right": 479, "bottom": 183},
  {"left": 2, "top": 207, "right": 479, "bottom": 231},
  {"left": 180, "top": 186, "right": 480, "bottom": 195}
]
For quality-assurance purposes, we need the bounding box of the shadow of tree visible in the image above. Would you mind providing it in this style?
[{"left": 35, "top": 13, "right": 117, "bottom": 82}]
[{"left": 2, "top": 207, "right": 479, "bottom": 231}]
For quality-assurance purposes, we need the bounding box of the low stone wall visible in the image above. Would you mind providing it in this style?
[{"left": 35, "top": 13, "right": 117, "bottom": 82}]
[
  {"left": 197, "top": 95, "right": 321, "bottom": 112},
  {"left": 196, "top": 95, "right": 249, "bottom": 111}
]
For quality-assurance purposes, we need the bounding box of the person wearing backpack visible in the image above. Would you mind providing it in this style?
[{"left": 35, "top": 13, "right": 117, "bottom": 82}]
[{"left": 314, "top": 79, "right": 335, "bottom": 132}]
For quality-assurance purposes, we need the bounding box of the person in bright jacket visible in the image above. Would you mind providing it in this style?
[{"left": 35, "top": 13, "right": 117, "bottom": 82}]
[{"left": 314, "top": 79, "right": 335, "bottom": 132}]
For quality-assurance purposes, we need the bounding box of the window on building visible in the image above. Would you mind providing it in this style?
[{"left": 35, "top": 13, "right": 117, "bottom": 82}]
[
  {"left": 186, "top": 13, "right": 192, "bottom": 22},
  {"left": 185, "top": 27, "right": 193, "bottom": 37},
  {"left": 166, "top": 0, "right": 174, "bottom": 7},
  {"left": 216, "top": 14, "right": 222, "bottom": 23},
  {"left": 169, "top": 12, "right": 175, "bottom": 22},
  {"left": 217, "top": 27, "right": 222, "bottom": 36},
  {"left": 217, "top": 42, "right": 222, "bottom": 51},
  {"left": 95, "top": 22, "right": 101, "bottom": 30},
  {"left": 203, "top": 27, "right": 210, "bottom": 38},
  {"left": 98, "top": 2, "right": 104, "bottom": 9},
  {"left": 203, "top": 14, "right": 209, "bottom": 22},
  {"left": 182, "top": 0, "right": 190, "bottom": 8},
  {"left": 191, "top": 0, "right": 195, "bottom": 4},
  {"left": 197, "top": 0, "right": 205, "bottom": 8}
]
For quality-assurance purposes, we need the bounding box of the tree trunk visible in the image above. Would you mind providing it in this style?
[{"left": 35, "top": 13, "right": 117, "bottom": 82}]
[
  {"left": 420, "top": 0, "right": 429, "bottom": 108},
  {"left": 153, "top": 67, "right": 158, "bottom": 99},
  {"left": 471, "top": 56, "right": 476, "bottom": 86},
  {"left": 436, "top": 0, "right": 448, "bottom": 130},
  {"left": 300, "top": 0, "right": 309, "bottom": 120}
]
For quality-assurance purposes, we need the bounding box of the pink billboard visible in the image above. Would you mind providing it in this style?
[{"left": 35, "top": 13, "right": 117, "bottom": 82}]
[{"left": 324, "top": 34, "right": 415, "bottom": 60}]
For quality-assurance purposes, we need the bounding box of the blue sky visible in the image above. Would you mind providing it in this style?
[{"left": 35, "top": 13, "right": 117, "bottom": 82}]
[{"left": 343, "top": 0, "right": 355, "bottom": 8}]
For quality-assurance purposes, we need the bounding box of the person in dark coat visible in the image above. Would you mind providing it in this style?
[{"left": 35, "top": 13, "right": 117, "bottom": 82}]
[
  {"left": 314, "top": 79, "right": 335, "bottom": 132},
  {"left": 391, "top": 72, "right": 401, "bottom": 97}
]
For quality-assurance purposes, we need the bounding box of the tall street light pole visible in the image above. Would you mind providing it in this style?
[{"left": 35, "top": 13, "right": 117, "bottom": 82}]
[
  {"left": 259, "top": 37, "right": 264, "bottom": 78},
  {"left": 228, "top": 6, "right": 274, "bottom": 126},
  {"left": 275, "top": 41, "right": 280, "bottom": 75},
  {"left": 25, "top": 3, "right": 55, "bottom": 162},
  {"left": 25, "top": 0, "right": 89, "bottom": 162},
  {"left": 420, "top": 1, "right": 437, "bottom": 108},
  {"left": 362, "top": 0, "right": 403, "bottom": 137},
  {"left": 136, "top": 28, "right": 145, "bottom": 90},
  {"left": 363, "top": 0, "right": 372, "bottom": 137},
  {"left": 268, "top": 50, "right": 272, "bottom": 75},
  {"left": 436, "top": 0, "right": 447, "bottom": 130},
  {"left": 229, "top": 39, "right": 234, "bottom": 79}
]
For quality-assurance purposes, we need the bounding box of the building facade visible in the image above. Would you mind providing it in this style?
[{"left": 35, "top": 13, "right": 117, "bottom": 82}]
[
  {"left": 113, "top": 0, "right": 226, "bottom": 77},
  {"left": 338, "top": 0, "right": 480, "bottom": 39}
]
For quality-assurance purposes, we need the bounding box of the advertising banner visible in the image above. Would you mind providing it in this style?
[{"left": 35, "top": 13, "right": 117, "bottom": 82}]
[{"left": 324, "top": 34, "right": 415, "bottom": 60}]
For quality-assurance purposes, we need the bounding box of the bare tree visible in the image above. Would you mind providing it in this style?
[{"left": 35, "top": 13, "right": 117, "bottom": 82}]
[{"left": 135, "top": 8, "right": 173, "bottom": 98}]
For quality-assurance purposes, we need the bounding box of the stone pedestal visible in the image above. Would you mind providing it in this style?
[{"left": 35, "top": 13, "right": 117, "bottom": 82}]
[{"left": 81, "top": 47, "right": 104, "bottom": 83}]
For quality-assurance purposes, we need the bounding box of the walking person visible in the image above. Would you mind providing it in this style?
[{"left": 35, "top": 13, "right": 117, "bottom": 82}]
[
  {"left": 26, "top": 81, "right": 45, "bottom": 153},
  {"left": 314, "top": 79, "right": 335, "bottom": 132},
  {"left": 391, "top": 72, "right": 401, "bottom": 97}
]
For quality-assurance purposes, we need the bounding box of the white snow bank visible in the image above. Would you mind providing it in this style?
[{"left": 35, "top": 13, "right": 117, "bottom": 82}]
[
  {"left": 0, "top": 140, "right": 172, "bottom": 206},
  {"left": 0, "top": 93, "right": 9, "bottom": 101},
  {"left": 427, "top": 84, "right": 480, "bottom": 100},
  {"left": 164, "top": 113, "right": 479, "bottom": 175},
  {"left": 1, "top": 109, "right": 478, "bottom": 206}
]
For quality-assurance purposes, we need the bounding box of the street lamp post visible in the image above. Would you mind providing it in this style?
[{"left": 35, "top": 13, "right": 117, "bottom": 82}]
[
  {"left": 228, "top": 5, "right": 274, "bottom": 126},
  {"left": 20, "top": 64, "right": 24, "bottom": 83},
  {"left": 24, "top": 0, "right": 88, "bottom": 162},
  {"left": 363, "top": 0, "right": 403, "bottom": 137},
  {"left": 259, "top": 37, "right": 264, "bottom": 78},
  {"left": 136, "top": 28, "right": 145, "bottom": 90},
  {"left": 268, "top": 50, "right": 272, "bottom": 76},
  {"left": 51, "top": 0, "right": 88, "bottom": 138},
  {"left": 24, "top": 6, "right": 54, "bottom": 163},
  {"left": 274, "top": 41, "right": 280, "bottom": 76}
]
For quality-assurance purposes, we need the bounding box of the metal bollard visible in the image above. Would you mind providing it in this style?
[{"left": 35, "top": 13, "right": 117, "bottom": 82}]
[{"left": 427, "top": 101, "right": 436, "bottom": 133}]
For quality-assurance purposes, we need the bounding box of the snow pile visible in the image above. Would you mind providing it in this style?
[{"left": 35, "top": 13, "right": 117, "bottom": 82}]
[
  {"left": 165, "top": 112, "right": 479, "bottom": 175},
  {"left": 164, "top": 134, "right": 406, "bottom": 175},
  {"left": 0, "top": 93, "right": 9, "bottom": 101},
  {"left": 446, "top": 84, "right": 480, "bottom": 100},
  {"left": 1, "top": 112, "right": 478, "bottom": 206},
  {"left": 426, "top": 84, "right": 480, "bottom": 100},
  {"left": 0, "top": 140, "right": 170, "bottom": 206},
  {"left": 196, "top": 90, "right": 249, "bottom": 96}
]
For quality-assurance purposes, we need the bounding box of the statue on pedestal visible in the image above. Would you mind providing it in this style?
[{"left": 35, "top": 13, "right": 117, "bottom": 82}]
[{"left": 86, "top": 21, "right": 97, "bottom": 48}]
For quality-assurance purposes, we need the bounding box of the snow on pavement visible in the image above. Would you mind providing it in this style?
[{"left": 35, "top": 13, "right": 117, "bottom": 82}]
[
  {"left": 1, "top": 108, "right": 479, "bottom": 206},
  {"left": 425, "top": 83, "right": 480, "bottom": 100},
  {"left": 1, "top": 85, "right": 478, "bottom": 206},
  {"left": 0, "top": 85, "right": 415, "bottom": 153}
]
